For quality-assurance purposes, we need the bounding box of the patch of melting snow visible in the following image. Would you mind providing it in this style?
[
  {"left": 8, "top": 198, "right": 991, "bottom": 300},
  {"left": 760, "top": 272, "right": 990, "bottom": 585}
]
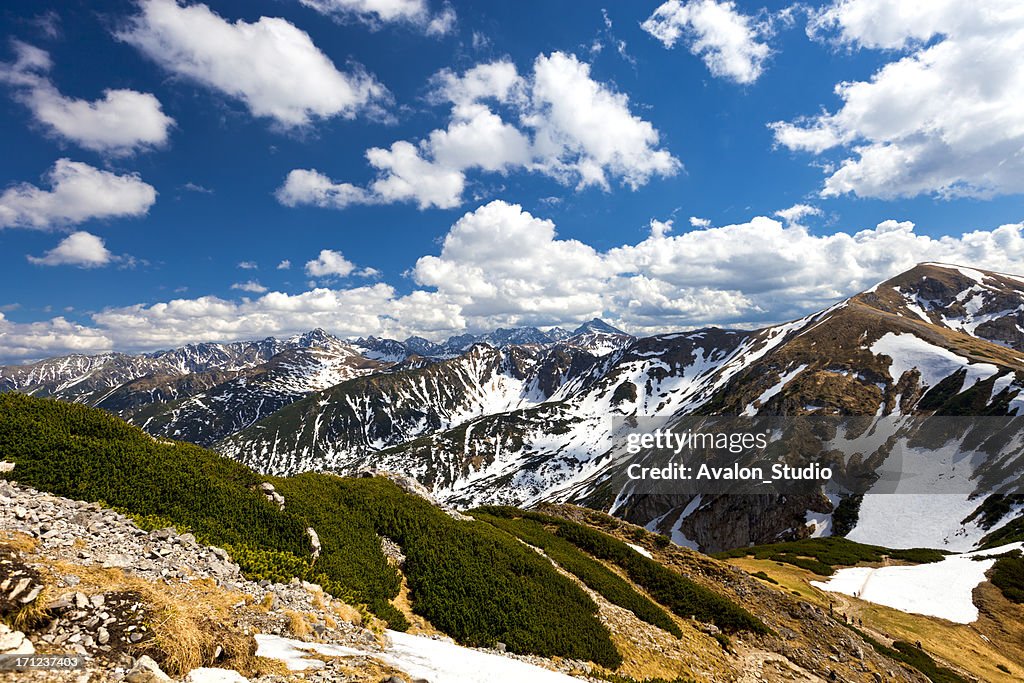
[
  {"left": 255, "top": 631, "right": 588, "bottom": 682},
  {"left": 626, "top": 542, "right": 652, "bottom": 559},
  {"left": 185, "top": 668, "right": 251, "bottom": 683},
  {"left": 870, "top": 332, "right": 998, "bottom": 389},
  {"left": 804, "top": 509, "right": 831, "bottom": 537},
  {"left": 811, "top": 542, "right": 1023, "bottom": 624},
  {"left": 847, "top": 493, "right": 991, "bottom": 552}
]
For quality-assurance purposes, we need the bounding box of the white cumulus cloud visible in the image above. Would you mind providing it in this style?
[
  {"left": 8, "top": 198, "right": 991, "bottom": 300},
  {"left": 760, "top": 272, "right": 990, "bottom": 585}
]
[
  {"left": 27, "top": 231, "right": 114, "bottom": 267},
  {"left": 231, "top": 280, "right": 268, "bottom": 294},
  {"left": 772, "top": 0, "right": 1024, "bottom": 199},
  {"left": 0, "top": 314, "right": 113, "bottom": 360},
  {"left": 278, "top": 52, "right": 679, "bottom": 210},
  {"left": 296, "top": 0, "right": 455, "bottom": 35},
  {"left": 0, "top": 42, "right": 174, "bottom": 155},
  {"left": 642, "top": 0, "right": 772, "bottom": 84},
  {"left": 0, "top": 159, "right": 156, "bottom": 230},
  {"left": 118, "top": 0, "right": 389, "bottom": 128},
  {"left": 275, "top": 169, "right": 374, "bottom": 209},
  {"left": 774, "top": 203, "right": 822, "bottom": 224},
  {"left": 305, "top": 249, "right": 356, "bottom": 278}
]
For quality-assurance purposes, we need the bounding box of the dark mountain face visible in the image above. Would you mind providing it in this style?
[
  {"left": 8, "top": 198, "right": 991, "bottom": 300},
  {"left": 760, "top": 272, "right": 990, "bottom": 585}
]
[
  {"left": 218, "top": 342, "right": 608, "bottom": 475},
  {"left": 0, "top": 332, "right": 393, "bottom": 442},
  {"left": 4, "top": 264, "right": 1024, "bottom": 553}
]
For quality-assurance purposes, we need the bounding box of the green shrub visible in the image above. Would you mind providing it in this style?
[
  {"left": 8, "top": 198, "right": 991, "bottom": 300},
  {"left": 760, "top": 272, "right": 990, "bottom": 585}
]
[
  {"left": 890, "top": 641, "right": 967, "bottom": 683},
  {"left": 990, "top": 554, "right": 1024, "bottom": 603},
  {"left": 716, "top": 536, "right": 945, "bottom": 575},
  {"left": 0, "top": 393, "right": 309, "bottom": 555},
  {"left": 270, "top": 476, "right": 406, "bottom": 627},
  {"left": 284, "top": 476, "right": 621, "bottom": 667},
  {"left": 980, "top": 514, "right": 1024, "bottom": 549},
  {"left": 477, "top": 507, "right": 767, "bottom": 635},
  {"left": 848, "top": 625, "right": 966, "bottom": 683},
  {"left": 473, "top": 512, "right": 682, "bottom": 637}
]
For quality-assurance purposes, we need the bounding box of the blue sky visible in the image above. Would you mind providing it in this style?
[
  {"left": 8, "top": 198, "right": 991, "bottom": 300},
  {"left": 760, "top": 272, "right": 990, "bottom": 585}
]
[{"left": 1, "top": 0, "right": 1023, "bottom": 360}]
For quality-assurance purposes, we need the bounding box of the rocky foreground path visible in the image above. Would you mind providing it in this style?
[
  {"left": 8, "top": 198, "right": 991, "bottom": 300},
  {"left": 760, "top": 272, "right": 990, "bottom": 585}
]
[{"left": 0, "top": 479, "right": 418, "bottom": 683}]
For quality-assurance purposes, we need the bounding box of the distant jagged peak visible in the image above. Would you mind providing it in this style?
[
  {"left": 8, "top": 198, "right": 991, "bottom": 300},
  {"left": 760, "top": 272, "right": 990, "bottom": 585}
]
[
  {"left": 570, "top": 318, "right": 630, "bottom": 337},
  {"left": 545, "top": 326, "right": 572, "bottom": 341},
  {"left": 286, "top": 327, "right": 347, "bottom": 350},
  {"left": 481, "top": 326, "right": 554, "bottom": 346},
  {"left": 403, "top": 336, "right": 449, "bottom": 358}
]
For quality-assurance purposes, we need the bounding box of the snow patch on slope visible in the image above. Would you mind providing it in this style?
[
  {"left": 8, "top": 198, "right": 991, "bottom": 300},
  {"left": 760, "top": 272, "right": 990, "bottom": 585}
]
[
  {"left": 742, "top": 364, "right": 807, "bottom": 416},
  {"left": 255, "top": 631, "right": 587, "bottom": 682},
  {"left": 811, "top": 542, "right": 1022, "bottom": 624},
  {"left": 870, "top": 333, "right": 998, "bottom": 389},
  {"left": 846, "top": 494, "right": 992, "bottom": 551},
  {"left": 626, "top": 542, "right": 652, "bottom": 559}
]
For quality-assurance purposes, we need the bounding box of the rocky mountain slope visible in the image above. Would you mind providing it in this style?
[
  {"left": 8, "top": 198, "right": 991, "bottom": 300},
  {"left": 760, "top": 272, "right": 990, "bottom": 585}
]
[
  {"left": 0, "top": 477, "right": 939, "bottom": 683},
  {"left": 218, "top": 342, "right": 612, "bottom": 475},
  {"left": 0, "top": 394, "right": 943, "bottom": 682},
  {"left": 4, "top": 263, "right": 1024, "bottom": 556},
  {"left": 218, "top": 263, "right": 1024, "bottom": 553}
]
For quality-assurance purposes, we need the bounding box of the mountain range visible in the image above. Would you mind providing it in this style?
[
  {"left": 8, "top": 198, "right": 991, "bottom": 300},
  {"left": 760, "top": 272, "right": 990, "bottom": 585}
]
[{"left": 3, "top": 263, "right": 1024, "bottom": 553}]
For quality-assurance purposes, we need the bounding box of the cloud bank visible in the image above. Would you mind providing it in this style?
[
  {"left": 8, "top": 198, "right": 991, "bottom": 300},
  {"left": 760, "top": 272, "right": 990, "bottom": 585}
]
[{"left": 6, "top": 200, "right": 1024, "bottom": 360}]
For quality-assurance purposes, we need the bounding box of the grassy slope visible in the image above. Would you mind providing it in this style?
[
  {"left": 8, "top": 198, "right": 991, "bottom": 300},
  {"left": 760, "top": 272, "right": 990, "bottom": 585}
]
[
  {"left": 472, "top": 511, "right": 683, "bottom": 637},
  {"left": 0, "top": 393, "right": 621, "bottom": 666},
  {"left": 274, "top": 474, "right": 622, "bottom": 666}
]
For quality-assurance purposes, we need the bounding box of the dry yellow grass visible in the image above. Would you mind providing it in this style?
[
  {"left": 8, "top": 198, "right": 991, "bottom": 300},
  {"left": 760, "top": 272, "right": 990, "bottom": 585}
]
[
  {"left": 285, "top": 610, "right": 310, "bottom": 638},
  {"left": 246, "top": 657, "right": 292, "bottom": 677},
  {"left": 0, "top": 535, "right": 49, "bottom": 631},
  {"left": 330, "top": 599, "right": 363, "bottom": 627},
  {"left": 0, "top": 530, "right": 37, "bottom": 553},
  {"left": 389, "top": 573, "right": 441, "bottom": 637},
  {"left": 44, "top": 560, "right": 257, "bottom": 677},
  {"left": 5, "top": 585, "right": 52, "bottom": 632}
]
